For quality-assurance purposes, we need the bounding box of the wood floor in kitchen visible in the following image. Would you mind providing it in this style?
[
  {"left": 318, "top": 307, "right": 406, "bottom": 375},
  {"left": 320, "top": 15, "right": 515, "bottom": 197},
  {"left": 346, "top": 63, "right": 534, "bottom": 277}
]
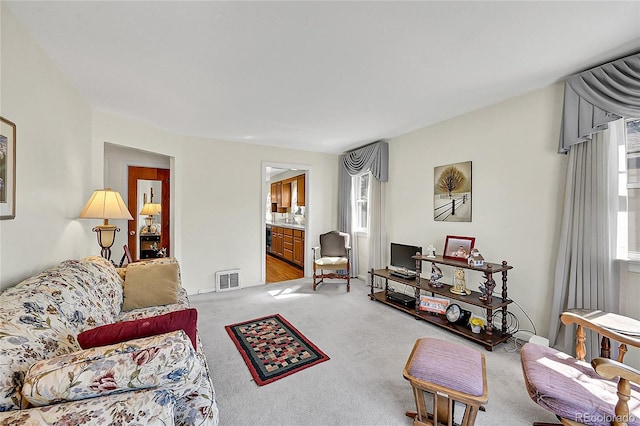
[{"left": 266, "top": 254, "right": 304, "bottom": 283}]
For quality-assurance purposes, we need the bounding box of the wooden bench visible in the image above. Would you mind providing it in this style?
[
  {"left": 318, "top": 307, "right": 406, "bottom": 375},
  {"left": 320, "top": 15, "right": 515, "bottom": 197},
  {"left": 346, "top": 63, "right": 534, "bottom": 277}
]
[{"left": 403, "top": 337, "right": 488, "bottom": 426}]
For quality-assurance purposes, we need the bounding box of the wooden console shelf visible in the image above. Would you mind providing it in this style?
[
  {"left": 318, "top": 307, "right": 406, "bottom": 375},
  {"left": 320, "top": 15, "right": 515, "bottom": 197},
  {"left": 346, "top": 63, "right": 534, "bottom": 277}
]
[{"left": 368, "top": 255, "right": 513, "bottom": 351}]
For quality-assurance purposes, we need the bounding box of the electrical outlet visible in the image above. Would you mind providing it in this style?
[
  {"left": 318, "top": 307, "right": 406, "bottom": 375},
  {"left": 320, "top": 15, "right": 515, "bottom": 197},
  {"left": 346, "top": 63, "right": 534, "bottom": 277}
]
[
  {"left": 513, "top": 331, "right": 549, "bottom": 346},
  {"left": 513, "top": 330, "right": 534, "bottom": 342},
  {"left": 529, "top": 335, "right": 549, "bottom": 347}
]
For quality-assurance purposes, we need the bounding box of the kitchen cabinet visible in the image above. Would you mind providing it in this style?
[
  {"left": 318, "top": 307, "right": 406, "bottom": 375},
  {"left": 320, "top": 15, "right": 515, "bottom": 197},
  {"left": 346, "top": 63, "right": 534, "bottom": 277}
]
[
  {"left": 270, "top": 182, "right": 278, "bottom": 204},
  {"left": 293, "top": 229, "right": 304, "bottom": 266},
  {"left": 268, "top": 225, "right": 304, "bottom": 269},
  {"left": 281, "top": 182, "right": 291, "bottom": 208},
  {"left": 270, "top": 173, "right": 304, "bottom": 210},
  {"left": 296, "top": 175, "right": 305, "bottom": 206},
  {"left": 272, "top": 226, "right": 284, "bottom": 257},
  {"left": 283, "top": 227, "right": 294, "bottom": 261},
  {"left": 270, "top": 182, "right": 283, "bottom": 212}
]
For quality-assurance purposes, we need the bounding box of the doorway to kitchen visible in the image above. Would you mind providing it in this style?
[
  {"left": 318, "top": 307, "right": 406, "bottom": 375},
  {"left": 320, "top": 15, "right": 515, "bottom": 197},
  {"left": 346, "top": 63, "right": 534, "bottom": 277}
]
[{"left": 262, "top": 162, "right": 310, "bottom": 284}]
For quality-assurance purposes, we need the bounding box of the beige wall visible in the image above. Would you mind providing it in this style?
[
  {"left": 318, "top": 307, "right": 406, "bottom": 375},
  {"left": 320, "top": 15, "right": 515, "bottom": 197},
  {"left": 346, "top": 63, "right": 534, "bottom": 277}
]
[
  {"left": 92, "top": 110, "right": 339, "bottom": 294},
  {"left": 0, "top": 5, "right": 94, "bottom": 289},
  {"left": 384, "top": 84, "right": 567, "bottom": 338},
  {"left": 178, "top": 135, "right": 339, "bottom": 293}
]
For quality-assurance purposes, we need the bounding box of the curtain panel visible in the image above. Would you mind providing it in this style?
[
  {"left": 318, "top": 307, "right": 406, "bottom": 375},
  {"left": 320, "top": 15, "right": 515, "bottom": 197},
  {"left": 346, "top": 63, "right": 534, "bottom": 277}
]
[
  {"left": 368, "top": 177, "right": 387, "bottom": 287},
  {"left": 338, "top": 141, "right": 389, "bottom": 277},
  {"left": 549, "top": 125, "right": 620, "bottom": 357},
  {"left": 559, "top": 52, "right": 640, "bottom": 153}
]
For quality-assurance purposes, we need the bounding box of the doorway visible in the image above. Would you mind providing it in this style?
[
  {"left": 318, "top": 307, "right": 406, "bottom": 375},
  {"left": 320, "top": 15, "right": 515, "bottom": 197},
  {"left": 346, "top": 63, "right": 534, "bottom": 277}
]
[
  {"left": 127, "top": 166, "right": 170, "bottom": 261},
  {"left": 262, "top": 162, "right": 311, "bottom": 284}
]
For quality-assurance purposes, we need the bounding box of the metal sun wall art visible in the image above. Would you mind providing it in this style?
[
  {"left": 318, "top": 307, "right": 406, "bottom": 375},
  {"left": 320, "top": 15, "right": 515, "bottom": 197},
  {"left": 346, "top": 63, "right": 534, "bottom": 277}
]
[{"left": 434, "top": 160, "right": 471, "bottom": 222}]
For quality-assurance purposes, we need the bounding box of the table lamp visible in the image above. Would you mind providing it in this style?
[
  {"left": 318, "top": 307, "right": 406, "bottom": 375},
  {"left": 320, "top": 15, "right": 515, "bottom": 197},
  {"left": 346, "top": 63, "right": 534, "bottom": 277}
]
[
  {"left": 139, "top": 202, "right": 160, "bottom": 226},
  {"left": 79, "top": 188, "right": 133, "bottom": 260}
]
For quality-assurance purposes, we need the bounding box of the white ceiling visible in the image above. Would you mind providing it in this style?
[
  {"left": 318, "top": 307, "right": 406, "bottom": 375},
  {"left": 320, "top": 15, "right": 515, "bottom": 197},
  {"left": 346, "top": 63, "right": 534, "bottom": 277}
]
[{"left": 6, "top": 1, "right": 640, "bottom": 154}]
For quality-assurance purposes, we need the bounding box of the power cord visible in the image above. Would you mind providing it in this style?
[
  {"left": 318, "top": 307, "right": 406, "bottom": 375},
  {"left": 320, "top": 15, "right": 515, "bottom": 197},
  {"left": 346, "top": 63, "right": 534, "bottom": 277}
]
[
  {"left": 491, "top": 298, "right": 539, "bottom": 353},
  {"left": 491, "top": 310, "right": 519, "bottom": 335},
  {"left": 509, "top": 298, "right": 537, "bottom": 335}
]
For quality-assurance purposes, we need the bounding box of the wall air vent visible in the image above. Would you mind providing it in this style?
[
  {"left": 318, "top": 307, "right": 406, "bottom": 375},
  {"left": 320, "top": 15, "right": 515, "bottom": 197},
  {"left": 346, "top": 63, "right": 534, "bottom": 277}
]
[{"left": 215, "top": 269, "right": 242, "bottom": 292}]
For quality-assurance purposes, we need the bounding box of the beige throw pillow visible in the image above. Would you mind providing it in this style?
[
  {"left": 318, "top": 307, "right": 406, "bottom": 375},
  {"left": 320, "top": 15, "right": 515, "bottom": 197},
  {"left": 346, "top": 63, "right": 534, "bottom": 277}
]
[{"left": 122, "top": 262, "right": 179, "bottom": 311}]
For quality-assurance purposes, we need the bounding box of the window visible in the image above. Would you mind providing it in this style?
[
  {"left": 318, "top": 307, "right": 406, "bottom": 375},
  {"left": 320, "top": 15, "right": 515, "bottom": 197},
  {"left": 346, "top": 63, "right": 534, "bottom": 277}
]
[
  {"left": 353, "top": 172, "right": 370, "bottom": 234},
  {"left": 617, "top": 118, "right": 640, "bottom": 261}
]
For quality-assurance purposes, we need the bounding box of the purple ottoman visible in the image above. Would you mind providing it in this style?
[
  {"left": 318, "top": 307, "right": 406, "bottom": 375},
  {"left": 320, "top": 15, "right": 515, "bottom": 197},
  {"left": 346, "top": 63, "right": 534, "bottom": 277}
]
[{"left": 403, "top": 337, "right": 488, "bottom": 426}]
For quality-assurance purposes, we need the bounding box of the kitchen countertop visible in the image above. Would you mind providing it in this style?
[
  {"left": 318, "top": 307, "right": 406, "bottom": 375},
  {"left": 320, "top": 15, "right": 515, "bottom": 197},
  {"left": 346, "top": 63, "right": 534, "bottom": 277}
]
[{"left": 266, "top": 220, "right": 305, "bottom": 230}]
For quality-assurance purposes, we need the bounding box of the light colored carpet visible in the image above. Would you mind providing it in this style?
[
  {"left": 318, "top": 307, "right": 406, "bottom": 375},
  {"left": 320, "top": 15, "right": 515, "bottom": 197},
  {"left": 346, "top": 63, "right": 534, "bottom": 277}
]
[{"left": 191, "top": 278, "right": 559, "bottom": 426}]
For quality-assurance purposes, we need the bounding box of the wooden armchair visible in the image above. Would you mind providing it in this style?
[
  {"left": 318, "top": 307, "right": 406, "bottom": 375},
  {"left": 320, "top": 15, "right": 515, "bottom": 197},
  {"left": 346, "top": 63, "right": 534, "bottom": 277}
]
[
  {"left": 312, "top": 231, "right": 351, "bottom": 292},
  {"left": 520, "top": 309, "right": 640, "bottom": 426}
]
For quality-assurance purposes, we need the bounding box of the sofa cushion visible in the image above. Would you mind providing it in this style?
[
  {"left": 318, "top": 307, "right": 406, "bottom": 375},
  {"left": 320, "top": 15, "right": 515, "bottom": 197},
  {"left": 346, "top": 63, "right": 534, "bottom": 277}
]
[
  {"left": 119, "top": 256, "right": 182, "bottom": 281},
  {"left": 22, "top": 330, "right": 201, "bottom": 407},
  {"left": 74, "top": 256, "right": 125, "bottom": 322},
  {"left": 122, "top": 263, "right": 179, "bottom": 311},
  {"left": 78, "top": 308, "right": 198, "bottom": 349},
  {"left": 1, "top": 388, "right": 176, "bottom": 425}
]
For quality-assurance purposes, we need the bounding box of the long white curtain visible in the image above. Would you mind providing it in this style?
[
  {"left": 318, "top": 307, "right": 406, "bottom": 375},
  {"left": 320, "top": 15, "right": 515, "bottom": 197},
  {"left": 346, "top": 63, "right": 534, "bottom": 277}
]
[
  {"left": 368, "top": 177, "right": 387, "bottom": 287},
  {"left": 549, "top": 122, "right": 621, "bottom": 357}
]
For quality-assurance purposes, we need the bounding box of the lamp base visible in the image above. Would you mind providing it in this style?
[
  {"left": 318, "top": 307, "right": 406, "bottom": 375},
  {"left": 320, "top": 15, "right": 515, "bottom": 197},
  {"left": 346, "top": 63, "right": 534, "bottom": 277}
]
[{"left": 92, "top": 224, "right": 119, "bottom": 260}]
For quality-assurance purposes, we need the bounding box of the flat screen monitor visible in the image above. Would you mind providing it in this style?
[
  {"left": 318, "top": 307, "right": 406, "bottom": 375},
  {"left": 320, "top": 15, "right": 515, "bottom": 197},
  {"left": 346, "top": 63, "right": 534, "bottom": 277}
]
[{"left": 390, "top": 243, "right": 422, "bottom": 273}]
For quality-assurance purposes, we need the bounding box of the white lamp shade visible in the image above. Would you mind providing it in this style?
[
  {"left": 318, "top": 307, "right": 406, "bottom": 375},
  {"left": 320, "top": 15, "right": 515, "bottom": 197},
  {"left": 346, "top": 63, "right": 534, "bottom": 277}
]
[
  {"left": 139, "top": 203, "right": 156, "bottom": 216},
  {"left": 139, "top": 202, "right": 161, "bottom": 216},
  {"left": 79, "top": 189, "right": 133, "bottom": 220}
]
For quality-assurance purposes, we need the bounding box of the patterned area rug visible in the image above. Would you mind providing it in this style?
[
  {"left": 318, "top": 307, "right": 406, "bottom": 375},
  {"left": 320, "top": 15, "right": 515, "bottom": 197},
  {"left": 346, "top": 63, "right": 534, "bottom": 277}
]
[{"left": 225, "top": 314, "right": 330, "bottom": 386}]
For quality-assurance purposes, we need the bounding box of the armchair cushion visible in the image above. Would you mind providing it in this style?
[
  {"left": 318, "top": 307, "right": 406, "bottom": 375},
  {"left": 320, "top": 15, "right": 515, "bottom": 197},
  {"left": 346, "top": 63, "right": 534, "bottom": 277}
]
[
  {"left": 314, "top": 257, "right": 349, "bottom": 269},
  {"left": 22, "top": 330, "right": 201, "bottom": 407},
  {"left": 520, "top": 343, "right": 640, "bottom": 426},
  {"left": 77, "top": 308, "right": 198, "bottom": 349}
]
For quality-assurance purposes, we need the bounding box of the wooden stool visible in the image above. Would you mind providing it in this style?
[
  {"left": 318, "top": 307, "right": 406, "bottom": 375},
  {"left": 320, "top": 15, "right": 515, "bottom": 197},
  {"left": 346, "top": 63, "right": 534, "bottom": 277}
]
[{"left": 403, "top": 338, "right": 488, "bottom": 426}]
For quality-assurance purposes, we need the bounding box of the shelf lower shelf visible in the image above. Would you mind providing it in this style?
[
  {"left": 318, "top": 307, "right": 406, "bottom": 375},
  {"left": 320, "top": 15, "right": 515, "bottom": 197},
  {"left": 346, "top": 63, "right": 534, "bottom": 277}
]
[{"left": 369, "top": 291, "right": 512, "bottom": 351}]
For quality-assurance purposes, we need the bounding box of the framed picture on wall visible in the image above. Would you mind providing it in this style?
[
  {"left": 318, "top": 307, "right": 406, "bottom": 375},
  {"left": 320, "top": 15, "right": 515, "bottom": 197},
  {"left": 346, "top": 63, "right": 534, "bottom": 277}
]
[
  {"left": 434, "top": 160, "right": 472, "bottom": 222},
  {"left": 0, "top": 116, "right": 16, "bottom": 220},
  {"left": 443, "top": 235, "right": 475, "bottom": 260}
]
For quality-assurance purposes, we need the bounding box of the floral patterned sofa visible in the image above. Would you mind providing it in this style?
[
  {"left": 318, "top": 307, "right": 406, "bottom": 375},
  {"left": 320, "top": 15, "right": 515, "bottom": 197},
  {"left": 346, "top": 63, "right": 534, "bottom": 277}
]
[{"left": 0, "top": 256, "right": 218, "bottom": 425}]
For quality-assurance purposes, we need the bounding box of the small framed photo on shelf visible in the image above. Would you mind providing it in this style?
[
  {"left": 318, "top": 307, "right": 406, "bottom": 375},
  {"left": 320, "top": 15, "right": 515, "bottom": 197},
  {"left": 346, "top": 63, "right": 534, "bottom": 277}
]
[{"left": 443, "top": 235, "right": 475, "bottom": 260}]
